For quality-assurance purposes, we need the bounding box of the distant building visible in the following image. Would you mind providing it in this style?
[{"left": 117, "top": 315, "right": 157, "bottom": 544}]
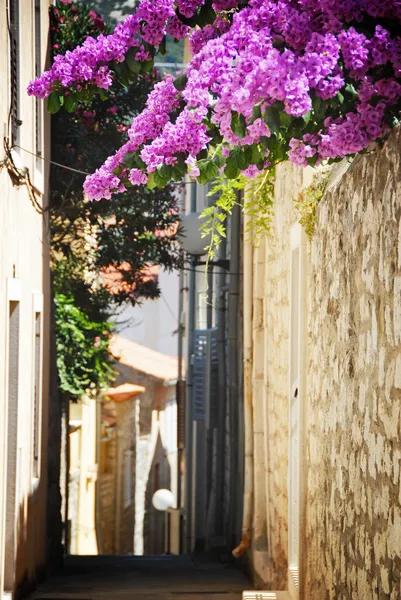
[
  {"left": 0, "top": 1, "right": 53, "bottom": 598},
  {"left": 108, "top": 335, "right": 179, "bottom": 555}
]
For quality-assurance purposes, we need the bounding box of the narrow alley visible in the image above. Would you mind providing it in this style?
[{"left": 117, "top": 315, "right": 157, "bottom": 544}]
[{"left": 26, "top": 556, "right": 251, "bottom": 600}]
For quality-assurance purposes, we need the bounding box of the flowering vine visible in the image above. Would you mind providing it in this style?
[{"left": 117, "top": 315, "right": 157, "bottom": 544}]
[{"left": 29, "top": 0, "right": 401, "bottom": 203}]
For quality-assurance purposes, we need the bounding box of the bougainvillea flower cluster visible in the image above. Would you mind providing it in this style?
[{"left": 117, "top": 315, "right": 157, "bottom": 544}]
[{"left": 29, "top": 0, "right": 401, "bottom": 200}]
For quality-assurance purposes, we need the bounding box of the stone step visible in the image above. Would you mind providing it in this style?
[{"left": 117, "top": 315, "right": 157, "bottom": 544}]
[{"left": 242, "top": 593, "right": 292, "bottom": 600}]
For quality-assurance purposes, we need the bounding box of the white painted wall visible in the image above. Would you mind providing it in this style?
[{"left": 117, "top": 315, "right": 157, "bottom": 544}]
[
  {"left": 0, "top": 0, "right": 51, "bottom": 596},
  {"left": 117, "top": 269, "right": 179, "bottom": 358}
]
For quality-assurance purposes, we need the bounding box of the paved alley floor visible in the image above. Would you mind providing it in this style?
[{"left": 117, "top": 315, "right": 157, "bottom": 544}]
[{"left": 27, "top": 555, "right": 251, "bottom": 600}]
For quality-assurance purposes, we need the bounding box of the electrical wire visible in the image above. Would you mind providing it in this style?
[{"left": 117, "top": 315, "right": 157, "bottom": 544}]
[
  {"left": 12, "top": 144, "right": 199, "bottom": 187},
  {"left": 161, "top": 293, "right": 177, "bottom": 320},
  {"left": 14, "top": 144, "right": 92, "bottom": 176}
]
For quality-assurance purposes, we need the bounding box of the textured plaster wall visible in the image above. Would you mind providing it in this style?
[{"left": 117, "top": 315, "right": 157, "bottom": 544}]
[{"left": 305, "top": 127, "right": 401, "bottom": 600}]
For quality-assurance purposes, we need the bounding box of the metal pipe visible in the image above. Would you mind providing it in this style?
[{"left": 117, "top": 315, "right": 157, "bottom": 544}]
[
  {"left": 227, "top": 198, "right": 242, "bottom": 548},
  {"left": 95, "top": 395, "right": 103, "bottom": 554},
  {"left": 184, "top": 258, "right": 196, "bottom": 553},
  {"left": 177, "top": 265, "right": 184, "bottom": 511},
  {"left": 215, "top": 246, "right": 227, "bottom": 537},
  {"left": 184, "top": 185, "right": 197, "bottom": 553},
  {"left": 233, "top": 208, "right": 254, "bottom": 558}
]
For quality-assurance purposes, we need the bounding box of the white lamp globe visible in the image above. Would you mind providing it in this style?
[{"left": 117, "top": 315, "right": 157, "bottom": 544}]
[
  {"left": 178, "top": 212, "right": 211, "bottom": 257},
  {"left": 152, "top": 488, "right": 175, "bottom": 511}
]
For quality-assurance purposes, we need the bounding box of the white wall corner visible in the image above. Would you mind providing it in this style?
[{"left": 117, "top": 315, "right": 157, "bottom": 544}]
[
  {"left": 7, "top": 278, "right": 22, "bottom": 302},
  {"left": 33, "top": 293, "right": 43, "bottom": 313}
]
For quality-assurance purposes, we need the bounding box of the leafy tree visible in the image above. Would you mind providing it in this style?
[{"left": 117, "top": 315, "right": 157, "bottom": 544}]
[{"left": 49, "top": 0, "right": 181, "bottom": 398}]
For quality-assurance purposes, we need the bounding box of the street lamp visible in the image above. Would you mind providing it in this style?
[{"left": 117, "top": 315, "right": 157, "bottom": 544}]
[{"left": 178, "top": 212, "right": 230, "bottom": 271}]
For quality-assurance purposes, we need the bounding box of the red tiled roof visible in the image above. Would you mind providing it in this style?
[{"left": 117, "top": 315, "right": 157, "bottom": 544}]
[
  {"left": 101, "top": 263, "right": 159, "bottom": 295},
  {"left": 109, "top": 335, "right": 179, "bottom": 383},
  {"left": 104, "top": 382, "right": 146, "bottom": 403}
]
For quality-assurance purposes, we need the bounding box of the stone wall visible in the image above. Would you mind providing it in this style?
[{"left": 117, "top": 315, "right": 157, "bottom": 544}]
[
  {"left": 247, "top": 126, "right": 401, "bottom": 600},
  {"left": 305, "top": 127, "right": 401, "bottom": 600}
]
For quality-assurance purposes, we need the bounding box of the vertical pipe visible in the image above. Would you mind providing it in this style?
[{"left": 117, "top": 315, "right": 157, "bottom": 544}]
[
  {"left": 177, "top": 265, "right": 184, "bottom": 511},
  {"left": 233, "top": 207, "right": 254, "bottom": 557},
  {"left": 184, "top": 185, "right": 197, "bottom": 553},
  {"left": 185, "top": 258, "right": 196, "bottom": 553},
  {"left": 227, "top": 198, "right": 242, "bottom": 548},
  {"left": 215, "top": 259, "right": 227, "bottom": 537},
  {"left": 206, "top": 268, "right": 213, "bottom": 329},
  {"left": 114, "top": 425, "right": 122, "bottom": 553},
  {"left": 95, "top": 396, "right": 103, "bottom": 554}
]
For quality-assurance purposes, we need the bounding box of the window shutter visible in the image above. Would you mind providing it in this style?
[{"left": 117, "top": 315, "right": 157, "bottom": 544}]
[
  {"left": 9, "top": 0, "right": 20, "bottom": 146},
  {"left": 193, "top": 328, "right": 219, "bottom": 427}
]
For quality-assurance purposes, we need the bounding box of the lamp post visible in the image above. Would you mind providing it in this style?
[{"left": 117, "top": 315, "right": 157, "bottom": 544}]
[{"left": 178, "top": 212, "right": 224, "bottom": 552}]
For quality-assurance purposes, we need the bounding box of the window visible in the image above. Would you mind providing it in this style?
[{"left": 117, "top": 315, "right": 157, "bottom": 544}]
[
  {"left": 123, "top": 450, "right": 133, "bottom": 508},
  {"left": 9, "top": 0, "right": 20, "bottom": 146},
  {"left": 34, "top": 0, "right": 42, "bottom": 158},
  {"left": 32, "top": 311, "right": 42, "bottom": 479}
]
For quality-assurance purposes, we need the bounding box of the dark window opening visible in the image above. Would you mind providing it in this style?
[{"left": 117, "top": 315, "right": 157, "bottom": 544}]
[{"left": 9, "top": 0, "right": 20, "bottom": 146}]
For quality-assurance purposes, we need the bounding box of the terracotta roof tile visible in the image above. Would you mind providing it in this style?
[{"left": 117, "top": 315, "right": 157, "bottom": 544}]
[{"left": 109, "top": 334, "right": 179, "bottom": 383}]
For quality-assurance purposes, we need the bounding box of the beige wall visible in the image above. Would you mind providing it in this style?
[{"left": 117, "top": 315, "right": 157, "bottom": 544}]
[
  {"left": 0, "top": 0, "right": 51, "bottom": 597},
  {"left": 246, "top": 127, "right": 401, "bottom": 600},
  {"left": 305, "top": 127, "right": 401, "bottom": 600}
]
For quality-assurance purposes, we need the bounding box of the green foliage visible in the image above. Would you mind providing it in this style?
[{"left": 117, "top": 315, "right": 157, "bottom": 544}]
[
  {"left": 200, "top": 169, "right": 276, "bottom": 261},
  {"left": 200, "top": 175, "right": 247, "bottom": 259},
  {"left": 245, "top": 169, "right": 276, "bottom": 240},
  {"left": 293, "top": 171, "right": 330, "bottom": 240},
  {"left": 50, "top": 0, "right": 182, "bottom": 398},
  {"left": 53, "top": 261, "right": 115, "bottom": 400}
]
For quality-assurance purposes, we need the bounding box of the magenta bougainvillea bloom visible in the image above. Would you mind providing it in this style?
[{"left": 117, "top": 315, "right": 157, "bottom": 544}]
[{"left": 28, "top": 0, "right": 401, "bottom": 200}]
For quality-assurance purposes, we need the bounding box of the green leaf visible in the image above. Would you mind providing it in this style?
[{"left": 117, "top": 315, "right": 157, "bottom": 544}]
[
  {"left": 336, "top": 91, "right": 344, "bottom": 104},
  {"left": 249, "top": 104, "right": 262, "bottom": 125},
  {"left": 99, "top": 89, "right": 109, "bottom": 101},
  {"left": 229, "top": 148, "right": 248, "bottom": 170},
  {"left": 141, "top": 59, "right": 154, "bottom": 74},
  {"left": 280, "top": 111, "right": 292, "bottom": 128},
  {"left": 64, "top": 93, "right": 78, "bottom": 113},
  {"left": 147, "top": 172, "right": 156, "bottom": 189},
  {"left": 197, "top": 160, "right": 218, "bottom": 185},
  {"left": 158, "top": 163, "right": 173, "bottom": 179},
  {"left": 196, "top": 148, "right": 208, "bottom": 160},
  {"left": 154, "top": 165, "right": 173, "bottom": 187},
  {"left": 263, "top": 106, "right": 280, "bottom": 135},
  {"left": 47, "top": 91, "right": 62, "bottom": 114},
  {"left": 113, "top": 60, "right": 133, "bottom": 86},
  {"left": 250, "top": 145, "right": 262, "bottom": 165},
  {"left": 344, "top": 83, "right": 358, "bottom": 100},
  {"left": 231, "top": 112, "right": 246, "bottom": 139},
  {"left": 312, "top": 95, "right": 325, "bottom": 122},
  {"left": 173, "top": 74, "right": 188, "bottom": 91},
  {"left": 197, "top": 5, "right": 215, "bottom": 27},
  {"left": 123, "top": 152, "right": 137, "bottom": 169},
  {"left": 159, "top": 36, "right": 167, "bottom": 56},
  {"left": 224, "top": 162, "right": 240, "bottom": 180},
  {"left": 126, "top": 47, "right": 141, "bottom": 73}
]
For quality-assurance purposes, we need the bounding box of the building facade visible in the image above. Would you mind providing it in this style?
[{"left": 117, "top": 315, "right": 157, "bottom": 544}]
[{"left": 0, "top": 0, "right": 52, "bottom": 597}]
